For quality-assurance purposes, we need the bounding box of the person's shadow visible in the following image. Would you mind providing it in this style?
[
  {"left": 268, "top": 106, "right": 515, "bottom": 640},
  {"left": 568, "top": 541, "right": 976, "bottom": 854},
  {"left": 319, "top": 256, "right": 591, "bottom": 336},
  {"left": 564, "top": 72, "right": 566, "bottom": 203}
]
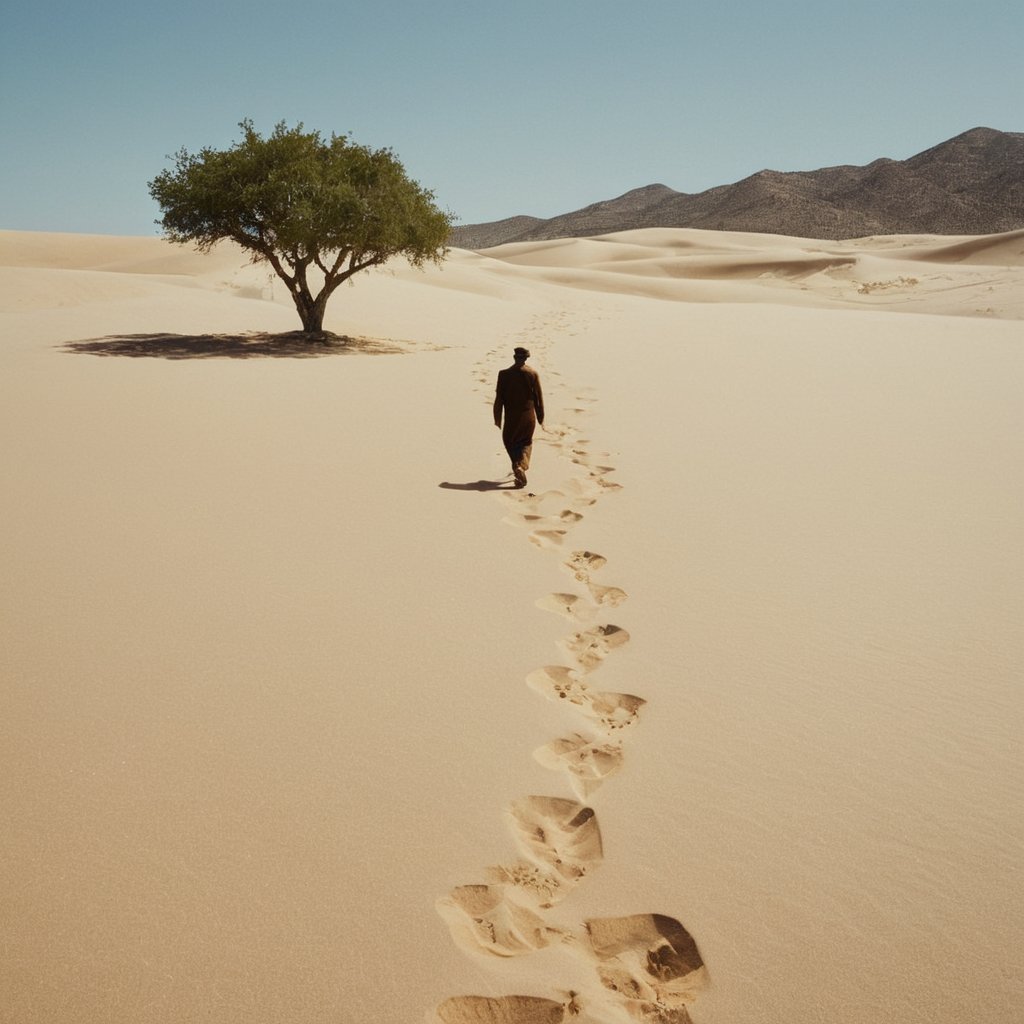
[{"left": 439, "top": 480, "right": 514, "bottom": 491}]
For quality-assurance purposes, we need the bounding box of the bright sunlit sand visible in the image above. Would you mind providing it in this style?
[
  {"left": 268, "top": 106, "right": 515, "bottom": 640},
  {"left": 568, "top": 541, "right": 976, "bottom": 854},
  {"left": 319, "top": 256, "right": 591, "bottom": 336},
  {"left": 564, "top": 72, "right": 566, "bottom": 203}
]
[{"left": 1, "top": 227, "right": 1021, "bottom": 1024}]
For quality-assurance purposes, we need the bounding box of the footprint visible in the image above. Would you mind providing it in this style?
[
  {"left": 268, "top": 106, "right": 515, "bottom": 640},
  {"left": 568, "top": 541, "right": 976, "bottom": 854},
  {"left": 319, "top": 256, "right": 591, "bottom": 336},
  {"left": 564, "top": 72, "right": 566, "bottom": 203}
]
[
  {"left": 526, "top": 666, "right": 646, "bottom": 731},
  {"left": 486, "top": 862, "right": 567, "bottom": 908},
  {"left": 564, "top": 550, "right": 608, "bottom": 581},
  {"left": 506, "top": 509, "right": 583, "bottom": 532},
  {"left": 568, "top": 453, "right": 616, "bottom": 477},
  {"left": 515, "top": 489, "right": 571, "bottom": 512},
  {"left": 562, "top": 478, "right": 605, "bottom": 502},
  {"left": 585, "top": 914, "right": 708, "bottom": 1013},
  {"left": 507, "top": 796, "right": 603, "bottom": 882},
  {"left": 436, "top": 885, "right": 561, "bottom": 958},
  {"left": 536, "top": 593, "right": 596, "bottom": 622},
  {"left": 561, "top": 624, "right": 630, "bottom": 670},
  {"left": 530, "top": 529, "right": 567, "bottom": 549},
  {"left": 588, "top": 582, "right": 627, "bottom": 608},
  {"left": 435, "top": 995, "right": 566, "bottom": 1024},
  {"left": 533, "top": 734, "right": 624, "bottom": 797},
  {"left": 513, "top": 512, "right": 547, "bottom": 522},
  {"left": 586, "top": 690, "right": 647, "bottom": 731},
  {"left": 503, "top": 513, "right": 547, "bottom": 529},
  {"left": 526, "top": 664, "right": 590, "bottom": 704},
  {"left": 541, "top": 422, "right": 577, "bottom": 440}
]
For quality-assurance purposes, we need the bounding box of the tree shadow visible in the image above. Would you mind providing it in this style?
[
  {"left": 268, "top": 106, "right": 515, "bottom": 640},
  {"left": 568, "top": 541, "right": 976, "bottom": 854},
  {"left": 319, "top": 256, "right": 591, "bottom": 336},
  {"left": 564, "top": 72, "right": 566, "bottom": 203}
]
[
  {"left": 439, "top": 480, "right": 515, "bottom": 491},
  {"left": 61, "top": 331, "right": 414, "bottom": 359}
]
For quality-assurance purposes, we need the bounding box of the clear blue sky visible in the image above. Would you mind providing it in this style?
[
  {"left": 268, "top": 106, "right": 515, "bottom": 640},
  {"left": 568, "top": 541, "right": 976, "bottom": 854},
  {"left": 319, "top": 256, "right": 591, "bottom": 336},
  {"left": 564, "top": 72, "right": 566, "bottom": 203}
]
[{"left": 1, "top": 0, "right": 1020, "bottom": 236}]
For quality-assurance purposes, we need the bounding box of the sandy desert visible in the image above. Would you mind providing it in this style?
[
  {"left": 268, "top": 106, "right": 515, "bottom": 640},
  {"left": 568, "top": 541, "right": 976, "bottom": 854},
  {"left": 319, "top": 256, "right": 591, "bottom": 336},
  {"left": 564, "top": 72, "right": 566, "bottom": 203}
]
[{"left": 1, "top": 225, "right": 1022, "bottom": 1024}]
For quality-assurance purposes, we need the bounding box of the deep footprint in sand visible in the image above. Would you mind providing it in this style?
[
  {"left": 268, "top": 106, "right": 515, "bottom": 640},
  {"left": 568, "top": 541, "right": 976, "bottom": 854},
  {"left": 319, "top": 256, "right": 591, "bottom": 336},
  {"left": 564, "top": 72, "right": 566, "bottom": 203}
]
[
  {"left": 564, "top": 550, "right": 608, "bottom": 581},
  {"left": 526, "top": 665, "right": 646, "bottom": 731},
  {"left": 506, "top": 509, "right": 583, "bottom": 532},
  {"left": 584, "top": 914, "right": 708, "bottom": 1017},
  {"left": 435, "top": 995, "right": 566, "bottom": 1024},
  {"left": 526, "top": 664, "right": 590, "bottom": 705},
  {"left": 486, "top": 862, "right": 567, "bottom": 908},
  {"left": 436, "top": 884, "right": 562, "bottom": 958},
  {"left": 588, "top": 582, "right": 627, "bottom": 608},
  {"left": 533, "top": 734, "right": 624, "bottom": 797},
  {"left": 504, "top": 511, "right": 547, "bottom": 525},
  {"left": 586, "top": 690, "right": 647, "bottom": 731},
  {"left": 504, "top": 489, "right": 589, "bottom": 524},
  {"left": 503, "top": 488, "right": 567, "bottom": 513},
  {"left": 562, "top": 477, "right": 614, "bottom": 503},
  {"left": 507, "top": 796, "right": 603, "bottom": 882},
  {"left": 530, "top": 529, "right": 567, "bottom": 549},
  {"left": 569, "top": 451, "right": 617, "bottom": 477},
  {"left": 561, "top": 624, "right": 630, "bottom": 670},
  {"left": 542, "top": 422, "right": 577, "bottom": 440}
]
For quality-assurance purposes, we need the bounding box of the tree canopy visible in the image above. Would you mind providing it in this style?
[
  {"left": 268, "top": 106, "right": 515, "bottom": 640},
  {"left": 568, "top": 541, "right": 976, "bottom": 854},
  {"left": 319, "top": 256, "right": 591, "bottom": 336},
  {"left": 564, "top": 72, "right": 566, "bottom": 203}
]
[{"left": 148, "top": 120, "right": 453, "bottom": 334}]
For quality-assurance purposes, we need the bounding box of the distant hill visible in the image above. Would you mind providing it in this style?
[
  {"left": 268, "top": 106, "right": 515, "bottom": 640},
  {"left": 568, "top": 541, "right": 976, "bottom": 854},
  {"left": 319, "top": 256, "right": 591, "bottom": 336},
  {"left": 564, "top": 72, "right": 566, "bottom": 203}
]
[{"left": 449, "top": 128, "right": 1024, "bottom": 248}]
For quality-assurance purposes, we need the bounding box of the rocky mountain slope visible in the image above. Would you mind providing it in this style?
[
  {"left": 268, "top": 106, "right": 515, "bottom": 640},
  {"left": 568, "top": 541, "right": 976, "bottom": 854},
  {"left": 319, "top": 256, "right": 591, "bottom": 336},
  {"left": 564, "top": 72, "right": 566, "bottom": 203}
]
[{"left": 450, "top": 128, "right": 1024, "bottom": 247}]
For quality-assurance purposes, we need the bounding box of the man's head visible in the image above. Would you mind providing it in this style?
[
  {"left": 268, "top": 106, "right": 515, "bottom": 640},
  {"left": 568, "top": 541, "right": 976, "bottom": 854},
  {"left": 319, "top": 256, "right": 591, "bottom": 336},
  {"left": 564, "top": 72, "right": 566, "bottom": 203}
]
[{"left": 513, "top": 346, "right": 530, "bottom": 364}]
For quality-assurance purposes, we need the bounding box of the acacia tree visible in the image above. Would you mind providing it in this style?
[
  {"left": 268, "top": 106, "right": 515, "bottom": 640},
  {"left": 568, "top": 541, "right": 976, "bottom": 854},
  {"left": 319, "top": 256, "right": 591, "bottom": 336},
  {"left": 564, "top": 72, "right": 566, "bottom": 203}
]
[{"left": 148, "top": 120, "right": 452, "bottom": 335}]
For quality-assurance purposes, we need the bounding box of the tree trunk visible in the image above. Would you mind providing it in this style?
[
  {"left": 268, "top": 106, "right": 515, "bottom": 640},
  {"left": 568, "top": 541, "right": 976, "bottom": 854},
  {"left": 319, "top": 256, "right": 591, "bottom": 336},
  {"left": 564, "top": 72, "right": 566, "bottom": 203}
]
[
  {"left": 292, "top": 290, "right": 329, "bottom": 335},
  {"left": 297, "top": 302, "right": 325, "bottom": 334}
]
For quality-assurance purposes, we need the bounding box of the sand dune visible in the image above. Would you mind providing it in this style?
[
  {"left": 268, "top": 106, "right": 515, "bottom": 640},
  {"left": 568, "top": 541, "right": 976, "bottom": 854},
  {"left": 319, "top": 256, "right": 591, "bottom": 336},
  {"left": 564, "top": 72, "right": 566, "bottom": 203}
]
[
  {"left": 886, "top": 226, "right": 1024, "bottom": 265},
  {"left": 475, "top": 227, "right": 1024, "bottom": 319},
  {"left": 1, "top": 227, "right": 1021, "bottom": 1024}
]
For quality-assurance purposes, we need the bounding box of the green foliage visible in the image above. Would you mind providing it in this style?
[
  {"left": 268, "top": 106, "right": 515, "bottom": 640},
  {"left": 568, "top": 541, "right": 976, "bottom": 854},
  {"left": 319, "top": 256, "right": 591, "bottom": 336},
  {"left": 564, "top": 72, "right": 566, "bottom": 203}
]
[{"left": 148, "top": 120, "right": 453, "bottom": 333}]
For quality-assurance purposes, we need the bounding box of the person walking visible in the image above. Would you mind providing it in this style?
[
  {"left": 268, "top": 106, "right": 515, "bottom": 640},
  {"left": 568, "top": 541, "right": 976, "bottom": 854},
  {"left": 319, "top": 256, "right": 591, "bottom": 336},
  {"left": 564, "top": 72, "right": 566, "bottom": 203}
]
[{"left": 493, "top": 346, "right": 545, "bottom": 488}]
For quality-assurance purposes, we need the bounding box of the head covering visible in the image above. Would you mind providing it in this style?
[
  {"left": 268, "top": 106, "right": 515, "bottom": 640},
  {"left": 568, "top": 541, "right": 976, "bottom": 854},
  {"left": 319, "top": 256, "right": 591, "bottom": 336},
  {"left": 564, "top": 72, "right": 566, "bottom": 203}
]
[{"left": 513, "top": 346, "right": 530, "bottom": 358}]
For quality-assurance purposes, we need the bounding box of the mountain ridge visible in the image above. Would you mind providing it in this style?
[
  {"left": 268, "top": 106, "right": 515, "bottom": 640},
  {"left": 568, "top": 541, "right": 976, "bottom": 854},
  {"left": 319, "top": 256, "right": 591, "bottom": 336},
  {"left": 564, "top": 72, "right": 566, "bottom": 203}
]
[{"left": 449, "top": 128, "right": 1024, "bottom": 248}]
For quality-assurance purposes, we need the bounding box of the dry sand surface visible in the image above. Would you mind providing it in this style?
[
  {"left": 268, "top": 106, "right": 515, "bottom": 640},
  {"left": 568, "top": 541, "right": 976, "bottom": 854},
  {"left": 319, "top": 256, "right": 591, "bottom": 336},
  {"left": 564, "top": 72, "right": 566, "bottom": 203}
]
[{"left": 1, "top": 226, "right": 1021, "bottom": 1024}]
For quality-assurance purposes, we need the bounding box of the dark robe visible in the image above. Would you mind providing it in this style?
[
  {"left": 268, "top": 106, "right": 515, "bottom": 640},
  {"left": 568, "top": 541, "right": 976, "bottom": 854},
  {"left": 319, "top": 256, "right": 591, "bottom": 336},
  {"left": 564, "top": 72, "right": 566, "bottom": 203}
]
[{"left": 494, "top": 363, "right": 545, "bottom": 476}]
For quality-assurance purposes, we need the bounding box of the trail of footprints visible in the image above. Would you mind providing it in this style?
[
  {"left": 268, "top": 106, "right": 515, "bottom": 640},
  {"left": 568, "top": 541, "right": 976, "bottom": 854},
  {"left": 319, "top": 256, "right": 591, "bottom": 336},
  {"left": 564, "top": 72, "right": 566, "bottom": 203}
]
[{"left": 438, "top": 319, "right": 706, "bottom": 1024}]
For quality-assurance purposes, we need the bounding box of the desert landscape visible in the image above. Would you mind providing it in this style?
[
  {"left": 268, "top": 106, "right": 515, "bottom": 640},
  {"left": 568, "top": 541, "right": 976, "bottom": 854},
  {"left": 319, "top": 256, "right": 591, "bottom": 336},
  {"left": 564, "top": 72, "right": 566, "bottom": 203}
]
[{"left": 1, "top": 225, "right": 1021, "bottom": 1024}]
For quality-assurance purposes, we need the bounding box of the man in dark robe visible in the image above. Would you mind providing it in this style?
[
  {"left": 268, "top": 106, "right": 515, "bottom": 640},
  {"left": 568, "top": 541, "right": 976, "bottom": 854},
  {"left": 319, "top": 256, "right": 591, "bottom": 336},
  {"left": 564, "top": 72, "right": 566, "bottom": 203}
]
[{"left": 493, "top": 346, "right": 545, "bottom": 488}]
